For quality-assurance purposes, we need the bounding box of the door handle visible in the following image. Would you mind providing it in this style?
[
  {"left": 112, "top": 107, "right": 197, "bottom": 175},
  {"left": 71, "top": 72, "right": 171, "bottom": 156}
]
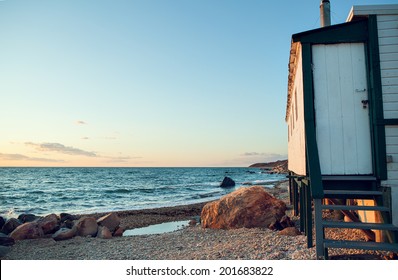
[{"left": 361, "top": 100, "right": 369, "bottom": 109}]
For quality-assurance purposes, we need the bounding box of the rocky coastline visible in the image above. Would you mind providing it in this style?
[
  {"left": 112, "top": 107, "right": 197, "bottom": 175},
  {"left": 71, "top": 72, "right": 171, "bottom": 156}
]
[{"left": 0, "top": 180, "right": 393, "bottom": 260}]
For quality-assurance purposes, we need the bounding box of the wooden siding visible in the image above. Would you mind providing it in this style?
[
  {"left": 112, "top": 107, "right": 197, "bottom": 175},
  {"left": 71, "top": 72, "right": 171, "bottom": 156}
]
[
  {"left": 312, "top": 43, "right": 373, "bottom": 175},
  {"left": 378, "top": 15, "right": 398, "bottom": 193},
  {"left": 378, "top": 15, "right": 398, "bottom": 120},
  {"left": 287, "top": 47, "right": 306, "bottom": 176}
]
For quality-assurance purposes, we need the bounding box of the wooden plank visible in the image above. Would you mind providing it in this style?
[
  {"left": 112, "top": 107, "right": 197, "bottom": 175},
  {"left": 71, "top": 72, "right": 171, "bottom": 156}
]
[
  {"left": 381, "top": 60, "right": 398, "bottom": 70},
  {"left": 380, "top": 53, "right": 398, "bottom": 62},
  {"left": 381, "top": 68, "right": 398, "bottom": 78},
  {"left": 386, "top": 136, "right": 398, "bottom": 145},
  {"left": 378, "top": 28, "right": 398, "bottom": 38},
  {"left": 378, "top": 15, "right": 398, "bottom": 22},
  {"left": 385, "top": 111, "right": 398, "bottom": 119},
  {"left": 382, "top": 85, "right": 398, "bottom": 94},
  {"left": 379, "top": 45, "right": 398, "bottom": 54},
  {"left": 383, "top": 94, "right": 398, "bottom": 102},
  {"left": 377, "top": 19, "right": 398, "bottom": 29},
  {"left": 379, "top": 36, "right": 398, "bottom": 46},
  {"left": 385, "top": 126, "right": 398, "bottom": 137}
]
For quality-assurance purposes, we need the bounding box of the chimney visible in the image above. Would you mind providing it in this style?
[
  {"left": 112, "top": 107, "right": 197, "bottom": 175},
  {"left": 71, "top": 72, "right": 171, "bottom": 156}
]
[{"left": 320, "top": 0, "right": 331, "bottom": 27}]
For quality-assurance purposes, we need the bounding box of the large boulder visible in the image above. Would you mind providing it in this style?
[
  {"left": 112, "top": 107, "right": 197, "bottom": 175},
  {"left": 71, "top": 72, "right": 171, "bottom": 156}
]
[
  {"left": 73, "top": 217, "right": 98, "bottom": 237},
  {"left": 0, "top": 216, "right": 5, "bottom": 229},
  {"left": 220, "top": 177, "right": 235, "bottom": 188},
  {"left": 9, "top": 222, "right": 44, "bottom": 240},
  {"left": 38, "top": 214, "right": 59, "bottom": 234},
  {"left": 1, "top": 218, "right": 22, "bottom": 235},
  {"left": 52, "top": 227, "right": 77, "bottom": 241},
  {"left": 201, "top": 186, "right": 286, "bottom": 229},
  {"left": 0, "top": 236, "right": 15, "bottom": 246},
  {"left": 97, "top": 213, "right": 120, "bottom": 233}
]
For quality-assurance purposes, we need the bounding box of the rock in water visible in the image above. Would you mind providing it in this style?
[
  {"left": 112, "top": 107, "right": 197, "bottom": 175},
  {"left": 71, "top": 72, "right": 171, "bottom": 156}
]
[
  {"left": 73, "top": 217, "right": 98, "bottom": 237},
  {"left": 97, "top": 213, "right": 120, "bottom": 233},
  {"left": 220, "top": 177, "right": 235, "bottom": 188},
  {"left": 201, "top": 186, "right": 286, "bottom": 229},
  {"left": 9, "top": 222, "right": 44, "bottom": 240}
]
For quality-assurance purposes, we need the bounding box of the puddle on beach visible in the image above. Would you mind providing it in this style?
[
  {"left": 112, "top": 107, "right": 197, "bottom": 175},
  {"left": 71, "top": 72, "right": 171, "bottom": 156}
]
[{"left": 123, "top": 220, "right": 191, "bottom": 236}]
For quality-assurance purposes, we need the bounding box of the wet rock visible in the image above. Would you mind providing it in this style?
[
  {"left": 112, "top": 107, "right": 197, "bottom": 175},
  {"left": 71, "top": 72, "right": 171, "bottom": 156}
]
[
  {"left": 188, "top": 219, "right": 197, "bottom": 226},
  {"left": 97, "top": 213, "right": 120, "bottom": 233},
  {"left": 38, "top": 214, "right": 59, "bottom": 234},
  {"left": 73, "top": 217, "right": 98, "bottom": 237},
  {"left": 1, "top": 218, "right": 22, "bottom": 235},
  {"left": 9, "top": 222, "right": 44, "bottom": 240},
  {"left": 220, "top": 177, "right": 235, "bottom": 188},
  {"left": 201, "top": 186, "right": 286, "bottom": 229},
  {"left": 52, "top": 227, "right": 77, "bottom": 241},
  {"left": 96, "top": 226, "right": 112, "bottom": 239},
  {"left": 277, "top": 227, "right": 301, "bottom": 236},
  {"left": 18, "top": 214, "right": 39, "bottom": 223},
  {"left": 60, "top": 213, "right": 76, "bottom": 223}
]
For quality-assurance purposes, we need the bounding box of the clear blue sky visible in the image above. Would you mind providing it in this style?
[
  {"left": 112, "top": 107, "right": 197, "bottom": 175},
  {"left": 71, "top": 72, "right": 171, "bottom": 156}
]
[{"left": 1, "top": 0, "right": 396, "bottom": 167}]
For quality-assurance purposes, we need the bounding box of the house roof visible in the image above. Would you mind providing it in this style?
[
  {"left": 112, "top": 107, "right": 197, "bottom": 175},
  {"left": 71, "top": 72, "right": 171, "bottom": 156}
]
[{"left": 347, "top": 4, "right": 398, "bottom": 22}]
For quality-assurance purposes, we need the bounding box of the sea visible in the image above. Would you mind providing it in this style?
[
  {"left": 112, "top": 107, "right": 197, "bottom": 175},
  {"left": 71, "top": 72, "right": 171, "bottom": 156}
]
[{"left": 0, "top": 167, "right": 286, "bottom": 219}]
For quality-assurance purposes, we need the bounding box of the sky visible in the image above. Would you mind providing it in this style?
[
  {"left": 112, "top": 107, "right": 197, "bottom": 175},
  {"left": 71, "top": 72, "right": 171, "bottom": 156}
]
[{"left": 1, "top": 0, "right": 397, "bottom": 167}]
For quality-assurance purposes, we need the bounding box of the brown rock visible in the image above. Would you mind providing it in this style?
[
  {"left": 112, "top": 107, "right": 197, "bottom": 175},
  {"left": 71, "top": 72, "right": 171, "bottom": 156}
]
[
  {"left": 277, "top": 227, "right": 301, "bottom": 236},
  {"left": 38, "top": 214, "right": 59, "bottom": 234},
  {"left": 1, "top": 218, "right": 22, "bottom": 235},
  {"left": 113, "top": 226, "right": 125, "bottom": 237},
  {"left": 73, "top": 217, "right": 98, "bottom": 237},
  {"left": 201, "top": 186, "right": 286, "bottom": 229},
  {"left": 188, "top": 219, "right": 197, "bottom": 226},
  {"left": 9, "top": 222, "right": 44, "bottom": 240},
  {"left": 52, "top": 227, "right": 77, "bottom": 241},
  {"left": 96, "top": 226, "right": 112, "bottom": 239},
  {"left": 96, "top": 213, "right": 120, "bottom": 233}
]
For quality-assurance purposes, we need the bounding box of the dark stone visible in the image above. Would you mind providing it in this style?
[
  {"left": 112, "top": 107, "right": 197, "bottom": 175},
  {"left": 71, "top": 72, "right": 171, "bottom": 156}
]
[
  {"left": 18, "top": 214, "right": 39, "bottom": 223},
  {"left": 1, "top": 218, "right": 22, "bottom": 235},
  {"left": 0, "top": 246, "right": 11, "bottom": 258},
  {"left": 0, "top": 216, "right": 5, "bottom": 229},
  {"left": 220, "top": 177, "right": 235, "bottom": 188},
  {"left": 60, "top": 213, "right": 76, "bottom": 223},
  {"left": 0, "top": 236, "right": 15, "bottom": 246}
]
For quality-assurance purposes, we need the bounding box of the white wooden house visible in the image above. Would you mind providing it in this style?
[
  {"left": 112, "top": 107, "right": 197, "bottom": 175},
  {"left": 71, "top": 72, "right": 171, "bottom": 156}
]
[{"left": 286, "top": 4, "right": 398, "bottom": 258}]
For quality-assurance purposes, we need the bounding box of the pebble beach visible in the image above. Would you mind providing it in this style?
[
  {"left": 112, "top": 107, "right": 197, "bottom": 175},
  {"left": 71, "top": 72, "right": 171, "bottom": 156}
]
[{"left": 1, "top": 181, "right": 392, "bottom": 260}]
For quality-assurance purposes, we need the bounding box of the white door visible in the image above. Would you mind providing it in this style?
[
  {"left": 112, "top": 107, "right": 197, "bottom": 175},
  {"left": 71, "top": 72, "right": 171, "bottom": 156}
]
[{"left": 312, "top": 43, "right": 373, "bottom": 175}]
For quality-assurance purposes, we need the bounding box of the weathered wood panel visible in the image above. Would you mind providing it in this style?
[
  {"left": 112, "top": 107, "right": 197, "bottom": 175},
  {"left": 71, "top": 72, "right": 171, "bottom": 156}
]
[
  {"left": 312, "top": 43, "right": 373, "bottom": 175},
  {"left": 287, "top": 48, "right": 306, "bottom": 176}
]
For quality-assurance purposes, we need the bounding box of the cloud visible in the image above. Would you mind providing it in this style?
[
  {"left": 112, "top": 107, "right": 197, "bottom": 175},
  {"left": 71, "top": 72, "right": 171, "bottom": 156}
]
[
  {"left": 103, "top": 155, "right": 143, "bottom": 163},
  {"left": 81, "top": 137, "right": 90, "bottom": 140},
  {"left": 0, "top": 153, "right": 64, "bottom": 163},
  {"left": 76, "top": 120, "right": 87, "bottom": 125},
  {"left": 26, "top": 142, "right": 97, "bottom": 157},
  {"left": 241, "top": 152, "right": 283, "bottom": 158}
]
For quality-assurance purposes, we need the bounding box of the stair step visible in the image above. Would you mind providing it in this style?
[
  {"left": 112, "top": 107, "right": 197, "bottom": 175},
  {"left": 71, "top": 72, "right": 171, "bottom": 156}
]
[
  {"left": 322, "top": 176, "right": 377, "bottom": 181},
  {"left": 324, "top": 239, "right": 398, "bottom": 251},
  {"left": 322, "top": 221, "right": 398, "bottom": 231},
  {"left": 323, "top": 190, "right": 383, "bottom": 198},
  {"left": 321, "top": 204, "right": 390, "bottom": 212}
]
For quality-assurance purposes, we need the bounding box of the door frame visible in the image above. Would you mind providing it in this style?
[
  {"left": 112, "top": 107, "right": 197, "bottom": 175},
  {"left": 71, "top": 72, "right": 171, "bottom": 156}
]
[{"left": 292, "top": 17, "right": 387, "bottom": 180}]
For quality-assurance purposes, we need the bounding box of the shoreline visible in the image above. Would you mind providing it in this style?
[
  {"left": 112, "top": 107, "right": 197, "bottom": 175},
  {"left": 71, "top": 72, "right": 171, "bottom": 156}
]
[{"left": 2, "top": 180, "right": 390, "bottom": 260}]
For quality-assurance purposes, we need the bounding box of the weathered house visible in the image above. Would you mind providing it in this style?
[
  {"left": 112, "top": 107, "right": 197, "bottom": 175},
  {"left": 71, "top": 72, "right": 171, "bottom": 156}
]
[{"left": 286, "top": 2, "right": 398, "bottom": 258}]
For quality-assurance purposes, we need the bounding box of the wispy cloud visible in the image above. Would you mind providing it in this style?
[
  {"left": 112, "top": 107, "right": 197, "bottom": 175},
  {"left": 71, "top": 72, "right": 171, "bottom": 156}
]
[
  {"left": 241, "top": 152, "right": 284, "bottom": 158},
  {"left": 76, "top": 120, "right": 87, "bottom": 125},
  {"left": 25, "top": 142, "right": 97, "bottom": 157},
  {"left": 0, "top": 153, "right": 64, "bottom": 163},
  {"left": 103, "top": 155, "right": 143, "bottom": 163}
]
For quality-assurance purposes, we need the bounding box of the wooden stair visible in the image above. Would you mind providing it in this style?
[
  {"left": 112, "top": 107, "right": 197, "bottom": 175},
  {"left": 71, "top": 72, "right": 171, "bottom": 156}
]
[{"left": 313, "top": 177, "right": 398, "bottom": 259}]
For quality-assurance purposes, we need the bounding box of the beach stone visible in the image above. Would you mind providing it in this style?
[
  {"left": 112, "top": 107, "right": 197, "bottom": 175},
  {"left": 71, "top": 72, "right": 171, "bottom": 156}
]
[
  {"left": 201, "top": 186, "right": 286, "bottom": 229},
  {"left": 97, "top": 213, "right": 120, "bottom": 233},
  {"left": 0, "top": 216, "right": 5, "bottom": 229},
  {"left": 18, "top": 213, "right": 39, "bottom": 223},
  {"left": 73, "top": 217, "right": 98, "bottom": 237},
  {"left": 38, "top": 214, "right": 59, "bottom": 234},
  {"left": 9, "top": 222, "right": 44, "bottom": 240},
  {"left": 1, "top": 218, "right": 22, "bottom": 235},
  {"left": 0, "top": 236, "right": 15, "bottom": 246},
  {"left": 60, "top": 213, "right": 76, "bottom": 223},
  {"left": 189, "top": 219, "right": 197, "bottom": 226},
  {"left": 52, "top": 227, "right": 77, "bottom": 241},
  {"left": 220, "top": 177, "right": 235, "bottom": 188},
  {"left": 96, "top": 226, "right": 112, "bottom": 239},
  {"left": 277, "top": 227, "right": 301, "bottom": 236},
  {"left": 113, "top": 226, "right": 125, "bottom": 237}
]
